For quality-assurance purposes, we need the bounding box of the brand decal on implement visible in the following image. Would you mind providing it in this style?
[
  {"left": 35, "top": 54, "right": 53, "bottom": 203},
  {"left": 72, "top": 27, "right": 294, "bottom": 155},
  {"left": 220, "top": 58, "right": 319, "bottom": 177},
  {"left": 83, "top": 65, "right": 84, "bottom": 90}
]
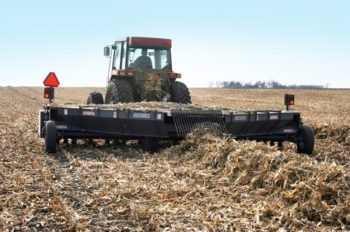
[
  {"left": 82, "top": 111, "right": 96, "bottom": 116},
  {"left": 133, "top": 112, "right": 151, "bottom": 119}
]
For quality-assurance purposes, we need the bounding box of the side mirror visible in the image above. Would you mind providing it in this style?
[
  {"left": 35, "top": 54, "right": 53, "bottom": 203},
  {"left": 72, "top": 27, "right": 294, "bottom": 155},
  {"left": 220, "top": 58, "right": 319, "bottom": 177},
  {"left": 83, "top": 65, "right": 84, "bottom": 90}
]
[{"left": 104, "top": 46, "right": 111, "bottom": 57}]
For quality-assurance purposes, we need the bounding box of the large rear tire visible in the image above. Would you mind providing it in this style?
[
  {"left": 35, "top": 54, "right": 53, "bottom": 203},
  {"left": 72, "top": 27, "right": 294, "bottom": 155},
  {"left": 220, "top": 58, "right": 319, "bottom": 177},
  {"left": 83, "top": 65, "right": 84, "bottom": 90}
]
[
  {"left": 297, "top": 124, "right": 315, "bottom": 155},
  {"left": 105, "top": 79, "right": 135, "bottom": 104},
  {"left": 45, "top": 120, "right": 57, "bottom": 153},
  {"left": 87, "top": 92, "right": 104, "bottom": 104},
  {"left": 171, "top": 81, "right": 191, "bottom": 104}
]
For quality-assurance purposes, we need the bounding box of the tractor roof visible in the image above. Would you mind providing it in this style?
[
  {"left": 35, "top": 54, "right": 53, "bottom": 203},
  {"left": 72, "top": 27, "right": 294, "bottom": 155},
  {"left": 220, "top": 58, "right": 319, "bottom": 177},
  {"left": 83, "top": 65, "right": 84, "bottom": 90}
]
[{"left": 127, "top": 36, "right": 172, "bottom": 49}]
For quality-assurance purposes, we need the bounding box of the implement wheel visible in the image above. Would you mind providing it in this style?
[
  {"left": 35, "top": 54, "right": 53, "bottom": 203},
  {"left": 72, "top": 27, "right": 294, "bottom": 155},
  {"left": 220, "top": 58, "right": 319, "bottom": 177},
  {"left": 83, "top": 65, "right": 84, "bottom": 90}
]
[
  {"left": 143, "top": 138, "right": 159, "bottom": 152},
  {"left": 171, "top": 81, "right": 191, "bottom": 104},
  {"left": 105, "top": 79, "right": 135, "bottom": 103},
  {"left": 87, "top": 92, "right": 104, "bottom": 104},
  {"left": 45, "top": 120, "right": 57, "bottom": 153},
  {"left": 297, "top": 124, "right": 315, "bottom": 155}
]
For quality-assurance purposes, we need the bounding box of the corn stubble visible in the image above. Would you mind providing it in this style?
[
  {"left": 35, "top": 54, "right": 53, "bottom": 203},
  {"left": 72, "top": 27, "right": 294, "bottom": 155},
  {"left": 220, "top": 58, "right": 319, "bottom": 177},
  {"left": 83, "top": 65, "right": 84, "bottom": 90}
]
[{"left": 0, "top": 87, "right": 349, "bottom": 231}]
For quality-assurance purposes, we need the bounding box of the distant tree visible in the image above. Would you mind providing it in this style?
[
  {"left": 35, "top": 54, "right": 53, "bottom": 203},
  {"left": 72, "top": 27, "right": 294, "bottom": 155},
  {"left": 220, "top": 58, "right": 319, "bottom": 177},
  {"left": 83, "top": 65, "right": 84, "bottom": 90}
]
[
  {"left": 268, "top": 80, "right": 285, "bottom": 88},
  {"left": 244, "top": 82, "right": 253, "bottom": 88},
  {"left": 215, "top": 80, "right": 324, "bottom": 89},
  {"left": 222, "top": 81, "right": 243, "bottom": 88},
  {"left": 255, "top": 81, "right": 267, "bottom": 88}
]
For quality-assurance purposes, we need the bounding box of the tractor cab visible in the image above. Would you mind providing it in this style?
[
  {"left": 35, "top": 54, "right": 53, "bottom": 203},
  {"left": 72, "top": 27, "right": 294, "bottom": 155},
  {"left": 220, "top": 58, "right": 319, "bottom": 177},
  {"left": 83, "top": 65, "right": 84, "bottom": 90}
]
[
  {"left": 102, "top": 36, "right": 191, "bottom": 103},
  {"left": 128, "top": 39, "right": 171, "bottom": 71},
  {"left": 104, "top": 37, "right": 173, "bottom": 76}
]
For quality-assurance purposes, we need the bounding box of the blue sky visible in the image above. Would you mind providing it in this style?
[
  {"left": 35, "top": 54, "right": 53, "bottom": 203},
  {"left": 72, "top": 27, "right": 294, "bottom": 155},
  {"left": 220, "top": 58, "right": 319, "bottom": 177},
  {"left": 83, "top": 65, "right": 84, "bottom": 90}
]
[{"left": 0, "top": 0, "right": 349, "bottom": 87}]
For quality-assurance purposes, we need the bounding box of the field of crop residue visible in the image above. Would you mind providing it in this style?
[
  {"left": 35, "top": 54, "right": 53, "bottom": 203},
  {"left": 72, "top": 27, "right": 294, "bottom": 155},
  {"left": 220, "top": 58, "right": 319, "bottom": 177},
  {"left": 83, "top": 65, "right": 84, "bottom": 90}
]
[{"left": 1, "top": 87, "right": 349, "bottom": 231}]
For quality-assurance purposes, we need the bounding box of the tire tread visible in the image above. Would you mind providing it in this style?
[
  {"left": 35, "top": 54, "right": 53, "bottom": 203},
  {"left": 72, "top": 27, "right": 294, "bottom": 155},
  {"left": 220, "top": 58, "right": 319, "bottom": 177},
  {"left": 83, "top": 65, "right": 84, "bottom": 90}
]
[{"left": 171, "top": 81, "right": 191, "bottom": 104}]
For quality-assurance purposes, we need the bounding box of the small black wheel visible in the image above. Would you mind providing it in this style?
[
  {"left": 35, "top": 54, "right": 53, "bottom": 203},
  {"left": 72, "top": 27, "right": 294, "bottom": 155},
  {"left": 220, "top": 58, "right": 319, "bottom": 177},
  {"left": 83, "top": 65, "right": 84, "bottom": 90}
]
[
  {"left": 171, "top": 81, "right": 191, "bottom": 104},
  {"left": 105, "top": 79, "right": 134, "bottom": 104},
  {"left": 143, "top": 138, "right": 159, "bottom": 152},
  {"left": 87, "top": 92, "right": 104, "bottom": 104},
  {"left": 278, "top": 141, "right": 283, "bottom": 151},
  {"left": 45, "top": 120, "right": 57, "bottom": 153},
  {"left": 297, "top": 124, "right": 315, "bottom": 155}
]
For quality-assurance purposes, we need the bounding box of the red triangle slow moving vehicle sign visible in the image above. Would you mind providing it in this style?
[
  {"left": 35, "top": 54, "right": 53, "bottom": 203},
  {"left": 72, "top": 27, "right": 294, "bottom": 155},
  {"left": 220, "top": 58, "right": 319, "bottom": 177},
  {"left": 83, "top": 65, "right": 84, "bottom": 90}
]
[{"left": 43, "top": 72, "right": 60, "bottom": 87}]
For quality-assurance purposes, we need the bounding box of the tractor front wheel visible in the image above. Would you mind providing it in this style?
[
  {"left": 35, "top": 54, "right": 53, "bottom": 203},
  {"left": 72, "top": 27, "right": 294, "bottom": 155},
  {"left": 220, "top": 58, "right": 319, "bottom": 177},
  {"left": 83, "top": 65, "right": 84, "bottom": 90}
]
[
  {"left": 171, "top": 81, "right": 191, "bottom": 104},
  {"left": 105, "top": 79, "right": 135, "bottom": 104},
  {"left": 87, "top": 92, "right": 104, "bottom": 104}
]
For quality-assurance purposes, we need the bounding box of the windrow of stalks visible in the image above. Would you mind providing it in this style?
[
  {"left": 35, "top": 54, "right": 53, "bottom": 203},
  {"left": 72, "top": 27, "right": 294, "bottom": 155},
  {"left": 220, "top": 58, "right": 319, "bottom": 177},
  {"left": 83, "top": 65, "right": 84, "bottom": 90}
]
[{"left": 162, "top": 128, "right": 350, "bottom": 230}]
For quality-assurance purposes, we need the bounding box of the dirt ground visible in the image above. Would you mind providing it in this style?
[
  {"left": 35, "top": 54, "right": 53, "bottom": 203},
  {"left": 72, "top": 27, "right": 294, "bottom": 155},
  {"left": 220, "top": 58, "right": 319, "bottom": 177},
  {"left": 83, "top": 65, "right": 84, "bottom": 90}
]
[{"left": 0, "top": 87, "right": 349, "bottom": 231}]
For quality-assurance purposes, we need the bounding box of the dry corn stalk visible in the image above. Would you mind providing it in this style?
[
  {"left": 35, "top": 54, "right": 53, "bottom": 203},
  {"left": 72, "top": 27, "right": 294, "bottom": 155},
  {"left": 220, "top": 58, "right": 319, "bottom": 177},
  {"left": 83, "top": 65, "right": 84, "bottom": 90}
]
[{"left": 142, "top": 72, "right": 163, "bottom": 101}]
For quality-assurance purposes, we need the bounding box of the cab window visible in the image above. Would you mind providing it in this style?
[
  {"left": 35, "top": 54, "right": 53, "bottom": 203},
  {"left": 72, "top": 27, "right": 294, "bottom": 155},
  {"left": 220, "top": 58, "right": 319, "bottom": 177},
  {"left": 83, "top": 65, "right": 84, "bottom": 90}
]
[{"left": 128, "top": 48, "right": 170, "bottom": 70}]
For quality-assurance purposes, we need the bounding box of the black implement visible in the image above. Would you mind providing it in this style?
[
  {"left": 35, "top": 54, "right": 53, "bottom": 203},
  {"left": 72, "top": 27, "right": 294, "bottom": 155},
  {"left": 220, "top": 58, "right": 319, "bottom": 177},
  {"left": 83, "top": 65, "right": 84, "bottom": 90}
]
[{"left": 38, "top": 102, "right": 314, "bottom": 154}]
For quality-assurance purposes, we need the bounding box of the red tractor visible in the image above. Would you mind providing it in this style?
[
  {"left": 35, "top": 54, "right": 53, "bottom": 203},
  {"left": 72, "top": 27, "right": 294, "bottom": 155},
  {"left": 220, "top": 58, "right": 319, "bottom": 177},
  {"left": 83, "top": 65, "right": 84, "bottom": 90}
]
[{"left": 87, "top": 36, "right": 191, "bottom": 104}]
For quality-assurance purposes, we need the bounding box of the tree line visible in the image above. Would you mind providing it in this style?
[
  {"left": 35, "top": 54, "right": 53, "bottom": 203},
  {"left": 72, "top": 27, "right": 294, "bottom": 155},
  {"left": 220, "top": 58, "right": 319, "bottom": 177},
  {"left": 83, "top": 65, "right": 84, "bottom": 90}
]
[{"left": 210, "top": 80, "right": 325, "bottom": 89}]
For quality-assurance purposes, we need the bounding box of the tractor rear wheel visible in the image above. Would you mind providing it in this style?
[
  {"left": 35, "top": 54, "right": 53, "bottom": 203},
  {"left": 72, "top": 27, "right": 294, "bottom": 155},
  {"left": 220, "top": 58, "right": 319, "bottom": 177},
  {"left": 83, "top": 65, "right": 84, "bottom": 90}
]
[
  {"left": 297, "top": 124, "right": 315, "bottom": 155},
  {"left": 105, "top": 79, "right": 135, "bottom": 103},
  {"left": 45, "top": 120, "right": 57, "bottom": 153},
  {"left": 87, "top": 92, "right": 104, "bottom": 104},
  {"left": 171, "top": 81, "right": 191, "bottom": 104}
]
